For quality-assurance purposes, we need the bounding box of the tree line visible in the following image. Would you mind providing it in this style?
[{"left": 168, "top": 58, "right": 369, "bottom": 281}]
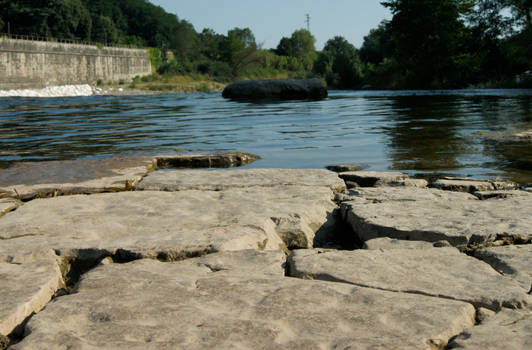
[{"left": 0, "top": 0, "right": 530, "bottom": 89}]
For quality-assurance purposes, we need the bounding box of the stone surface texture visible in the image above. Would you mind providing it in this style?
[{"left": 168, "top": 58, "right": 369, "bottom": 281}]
[
  {"left": 0, "top": 185, "right": 336, "bottom": 256},
  {"left": 0, "top": 198, "right": 21, "bottom": 217},
  {"left": 338, "top": 171, "right": 409, "bottom": 187},
  {"left": 475, "top": 244, "right": 532, "bottom": 291},
  {"left": 135, "top": 168, "right": 346, "bottom": 192},
  {"left": 287, "top": 248, "right": 530, "bottom": 310},
  {"left": 340, "top": 186, "right": 532, "bottom": 247},
  {"left": 432, "top": 178, "right": 518, "bottom": 193},
  {"left": 447, "top": 308, "right": 532, "bottom": 349},
  {"left": 362, "top": 237, "right": 452, "bottom": 250},
  {"left": 222, "top": 78, "right": 327, "bottom": 100},
  {"left": 12, "top": 251, "right": 475, "bottom": 350},
  {"left": 0, "top": 250, "right": 63, "bottom": 338}
]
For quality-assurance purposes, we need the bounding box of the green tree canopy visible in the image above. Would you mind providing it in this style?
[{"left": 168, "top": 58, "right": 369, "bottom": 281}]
[
  {"left": 382, "top": 0, "right": 473, "bottom": 88},
  {"left": 276, "top": 29, "right": 317, "bottom": 70},
  {"left": 314, "top": 36, "right": 363, "bottom": 88}
]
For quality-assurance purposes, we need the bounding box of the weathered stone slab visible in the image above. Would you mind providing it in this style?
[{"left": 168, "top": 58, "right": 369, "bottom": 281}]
[
  {"left": 341, "top": 187, "right": 532, "bottom": 247},
  {"left": 0, "top": 250, "right": 63, "bottom": 339},
  {"left": 363, "top": 237, "right": 452, "bottom": 250},
  {"left": 12, "top": 251, "right": 475, "bottom": 350},
  {"left": 338, "top": 171, "right": 409, "bottom": 187},
  {"left": 447, "top": 308, "right": 532, "bottom": 349},
  {"left": 287, "top": 248, "right": 531, "bottom": 310},
  {"left": 0, "top": 185, "right": 336, "bottom": 257},
  {"left": 0, "top": 157, "right": 156, "bottom": 200},
  {"left": 474, "top": 189, "right": 531, "bottom": 200},
  {"left": 0, "top": 198, "right": 21, "bottom": 217},
  {"left": 432, "top": 177, "right": 519, "bottom": 193},
  {"left": 135, "top": 169, "right": 346, "bottom": 193},
  {"left": 475, "top": 244, "right": 532, "bottom": 292}
]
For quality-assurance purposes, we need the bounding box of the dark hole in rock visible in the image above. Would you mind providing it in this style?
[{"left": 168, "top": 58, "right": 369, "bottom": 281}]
[{"left": 313, "top": 209, "right": 362, "bottom": 250}]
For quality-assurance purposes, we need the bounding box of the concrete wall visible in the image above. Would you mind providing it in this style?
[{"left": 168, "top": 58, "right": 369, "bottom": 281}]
[{"left": 0, "top": 38, "right": 153, "bottom": 89}]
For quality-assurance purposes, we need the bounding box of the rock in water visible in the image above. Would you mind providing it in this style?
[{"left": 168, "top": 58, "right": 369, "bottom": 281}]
[{"left": 222, "top": 78, "right": 327, "bottom": 100}]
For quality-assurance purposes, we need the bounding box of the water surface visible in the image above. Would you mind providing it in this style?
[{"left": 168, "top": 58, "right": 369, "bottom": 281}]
[{"left": 1, "top": 89, "right": 531, "bottom": 183}]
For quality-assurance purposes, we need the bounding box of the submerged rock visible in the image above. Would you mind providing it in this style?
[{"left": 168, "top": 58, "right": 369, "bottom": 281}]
[
  {"left": 222, "top": 78, "right": 328, "bottom": 100},
  {"left": 0, "top": 153, "right": 260, "bottom": 200},
  {"left": 11, "top": 251, "right": 475, "bottom": 350}
]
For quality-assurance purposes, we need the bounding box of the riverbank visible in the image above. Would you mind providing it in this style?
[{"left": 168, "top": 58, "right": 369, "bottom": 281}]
[{"left": 0, "top": 154, "right": 530, "bottom": 349}]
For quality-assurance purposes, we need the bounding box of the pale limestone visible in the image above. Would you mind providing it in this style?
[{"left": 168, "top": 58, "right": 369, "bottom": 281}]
[
  {"left": 338, "top": 171, "right": 409, "bottom": 187},
  {"left": 0, "top": 250, "right": 63, "bottom": 338},
  {"left": 287, "top": 248, "right": 531, "bottom": 310},
  {"left": 363, "top": 237, "right": 452, "bottom": 249},
  {"left": 475, "top": 244, "right": 532, "bottom": 291},
  {"left": 12, "top": 251, "right": 475, "bottom": 350},
  {"left": 135, "top": 168, "right": 346, "bottom": 192},
  {"left": 341, "top": 186, "right": 532, "bottom": 247},
  {"left": 0, "top": 198, "right": 21, "bottom": 217},
  {"left": 447, "top": 308, "right": 532, "bottom": 349},
  {"left": 432, "top": 178, "right": 518, "bottom": 193},
  {"left": 0, "top": 185, "right": 336, "bottom": 257}
]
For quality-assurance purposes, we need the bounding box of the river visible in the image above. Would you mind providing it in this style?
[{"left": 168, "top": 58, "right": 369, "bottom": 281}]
[{"left": 1, "top": 89, "right": 531, "bottom": 183}]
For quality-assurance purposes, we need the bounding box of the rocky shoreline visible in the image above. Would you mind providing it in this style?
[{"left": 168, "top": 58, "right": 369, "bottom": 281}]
[{"left": 0, "top": 154, "right": 531, "bottom": 349}]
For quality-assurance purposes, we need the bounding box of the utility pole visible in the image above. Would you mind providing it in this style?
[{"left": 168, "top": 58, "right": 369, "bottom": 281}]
[
  {"left": 7, "top": 22, "right": 10, "bottom": 37},
  {"left": 306, "top": 14, "right": 310, "bottom": 32}
]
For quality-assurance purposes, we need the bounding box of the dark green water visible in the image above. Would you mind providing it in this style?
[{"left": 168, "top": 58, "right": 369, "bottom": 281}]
[{"left": 1, "top": 89, "right": 531, "bottom": 183}]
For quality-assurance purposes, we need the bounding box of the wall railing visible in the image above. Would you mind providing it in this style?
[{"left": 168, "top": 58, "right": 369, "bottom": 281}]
[{"left": 0, "top": 33, "right": 147, "bottom": 49}]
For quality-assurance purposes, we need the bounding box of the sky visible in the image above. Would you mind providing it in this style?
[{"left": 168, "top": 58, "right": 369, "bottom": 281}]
[{"left": 149, "top": 0, "right": 391, "bottom": 50}]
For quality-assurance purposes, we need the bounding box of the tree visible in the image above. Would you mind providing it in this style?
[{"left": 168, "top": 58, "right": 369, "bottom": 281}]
[
  {"left": 507, "top": 0, "right": 532, "bottom": 28},
  {"left": 314, "top": 36, "right": 363, "bottom": 88},
  {"left": 220, "top": 27, "right": 261, "bottom": 77},
  {"left": 382, "top": 0, "right": 473, "bottom": 88},
  {"left": 359, "top": 20, "right": 393, "bottom": 64},
  {"left": 276, "top": 29, "right": 317, "bottom": 71}
]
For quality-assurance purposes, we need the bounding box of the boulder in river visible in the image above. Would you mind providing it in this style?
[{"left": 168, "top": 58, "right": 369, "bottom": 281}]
[{"left": 222, "top": 78, "right": 328, "bottom": 100}]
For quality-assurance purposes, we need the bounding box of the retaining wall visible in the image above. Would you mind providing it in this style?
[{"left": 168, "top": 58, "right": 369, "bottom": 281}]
[{"left": 0, "top": 38, "right": 152, "bottom": 89}]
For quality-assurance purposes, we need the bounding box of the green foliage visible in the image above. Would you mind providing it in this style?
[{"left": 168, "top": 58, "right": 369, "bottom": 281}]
[
  {"left": 314, "top": 36, "right": 364, "bottom": 88},
  {"left": 276, "top": 29, "right": 317, "bottom": 71},
  {"left": 148, "top": 48, "right": 162, "bottom": 70}
]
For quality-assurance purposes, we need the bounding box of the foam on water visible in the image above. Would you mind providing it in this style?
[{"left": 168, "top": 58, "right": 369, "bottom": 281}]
[{"left": 0, "top": 84, "right": 93, "bottom": 97}]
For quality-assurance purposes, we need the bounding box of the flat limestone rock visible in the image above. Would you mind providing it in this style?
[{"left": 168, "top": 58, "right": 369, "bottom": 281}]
[
  {"left": 0, "top": 198, "right": 21, "bottom": 217},
  {"left": 135, "top": 169, "right": 346, "bottom": 193},
  {"left": 287, "top": 248, "right": 531, "bottom": 310},
  {"left": 0, "top": 185, "right": 336, "bottom": 257},
  {"left": 432, "top": 178, "right": 519, "bottom": 193},
  {"left": 475, "top": 245, "right": 532, "bottom": 291},
  {"left": 341, "top": 186, "right": 532, "bottom": 247},
  {"left": 0, "top": 157, "right": 155, "bottom": 200},
  {"left": 338, "top": 171, "right": 409, "bottom": 187},
  {"left": 474, "top": 189, "right": 531, "bottom": 200},
  {"left": 363, "top": 237, "right": 452, "bottom": 249},
  {"left": 0, "top": 250, "right": 63, "bottom": 339},
  {"left": 12, "top": 251, "right": 475, "bottom": 350},
  {"left": 447, "top": 308, "right": 532, "bottom": 349}
]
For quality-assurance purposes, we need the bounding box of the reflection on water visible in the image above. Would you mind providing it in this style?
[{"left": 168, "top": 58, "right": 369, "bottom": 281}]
[{"left": 0, "top": 90, "right": 531, "bottom": 183}]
